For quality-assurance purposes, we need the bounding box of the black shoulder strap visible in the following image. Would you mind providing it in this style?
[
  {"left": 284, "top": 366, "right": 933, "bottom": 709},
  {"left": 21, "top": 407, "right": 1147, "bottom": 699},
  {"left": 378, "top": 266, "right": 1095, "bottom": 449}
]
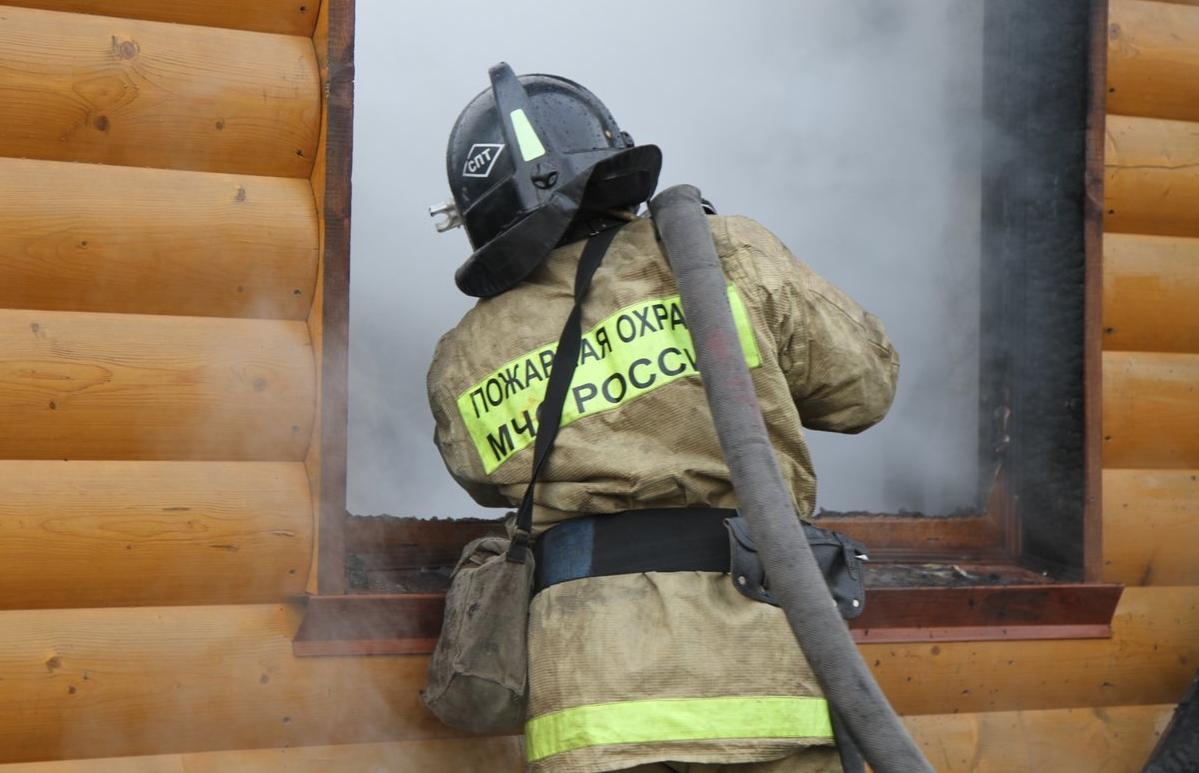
[{"left": 506, "top": 224, "right": 625, "bottom": 563}]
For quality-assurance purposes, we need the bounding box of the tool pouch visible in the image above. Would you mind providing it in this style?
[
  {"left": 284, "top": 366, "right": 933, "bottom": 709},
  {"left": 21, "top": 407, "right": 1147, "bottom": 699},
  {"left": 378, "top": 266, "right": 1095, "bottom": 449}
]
[
  {"left": 420, "top": 534, "right": 534, "bottom": 734},
  {"left": 725, "top": 515, "right": 868, "bottom": 619}
]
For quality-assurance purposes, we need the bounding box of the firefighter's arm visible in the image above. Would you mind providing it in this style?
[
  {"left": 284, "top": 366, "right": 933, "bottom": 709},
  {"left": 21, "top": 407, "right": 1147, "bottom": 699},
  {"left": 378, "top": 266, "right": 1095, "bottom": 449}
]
[
  {"left": 426, "top": 335, "right": 510, "bottom": 507},
  {"left": 724, "top": 215, "right": 899, "bottom": 433},
  {"left": 782, "top": 265, "right": 899, "bottom": 433}
]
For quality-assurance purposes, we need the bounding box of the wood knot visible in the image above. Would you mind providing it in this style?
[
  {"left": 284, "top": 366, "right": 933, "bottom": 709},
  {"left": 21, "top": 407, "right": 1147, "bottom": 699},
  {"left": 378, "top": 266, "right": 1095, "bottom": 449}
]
[
  {"left": 112, "top": 37, "right": 140, "bottom": 60},
  {"left": 215, "top": 119, "right": 225, "bottom": 130},
  {"left": 253, "top": 377, "right": 268, "bottom": 392},
  {"left": 45, "top": 656, "right": 62, "bottom": 673},
  {"left": 235, "top": 186, "right": 247, "bottom": 202},
  {"left": 93, "top": 115, "right": 110, "bottom": 132}
]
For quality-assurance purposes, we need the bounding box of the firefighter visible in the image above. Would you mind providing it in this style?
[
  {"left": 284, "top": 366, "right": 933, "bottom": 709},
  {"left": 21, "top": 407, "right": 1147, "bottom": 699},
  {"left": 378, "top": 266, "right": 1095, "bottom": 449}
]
[{"left": 427, "top": 64, "right": 899, "bottom": 773}]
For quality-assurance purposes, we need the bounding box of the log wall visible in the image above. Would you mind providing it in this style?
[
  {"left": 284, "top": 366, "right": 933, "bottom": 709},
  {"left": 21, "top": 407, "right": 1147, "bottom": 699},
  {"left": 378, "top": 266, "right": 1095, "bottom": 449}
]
[
  {"left": 0, "top": 0, "right": 324, "bottom": 603},
  {"left": 0, "top": 0, "right": 1196, "bottom": 770},
  {"left": 1101, "top": 2, "right": 1199, "bottom": 593},
  {"left": 0, "top": 0, "right": 331, "bottom": 763}
]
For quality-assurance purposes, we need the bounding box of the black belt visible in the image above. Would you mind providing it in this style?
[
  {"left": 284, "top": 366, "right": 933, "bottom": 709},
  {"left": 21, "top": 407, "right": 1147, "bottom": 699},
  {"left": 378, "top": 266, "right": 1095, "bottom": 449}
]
[
  {"left": 531, "top": 506, "right": 869, "bottom": 620},
  {"left": 533, "top": 507, "right": 733, "bottom": 594}
]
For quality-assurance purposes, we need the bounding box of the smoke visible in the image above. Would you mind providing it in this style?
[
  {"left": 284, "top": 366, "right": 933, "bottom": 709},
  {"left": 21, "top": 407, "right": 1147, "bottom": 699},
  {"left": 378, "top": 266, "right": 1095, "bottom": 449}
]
[{"left": 348, "top": 0, "right": 985, "bottom": 517}]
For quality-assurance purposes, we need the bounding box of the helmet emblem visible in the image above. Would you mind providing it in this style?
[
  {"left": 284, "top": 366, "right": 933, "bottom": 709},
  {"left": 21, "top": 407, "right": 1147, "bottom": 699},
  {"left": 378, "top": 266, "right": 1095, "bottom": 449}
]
[{"left": 462, "top": 143, "right": 505, "bottom": 178}]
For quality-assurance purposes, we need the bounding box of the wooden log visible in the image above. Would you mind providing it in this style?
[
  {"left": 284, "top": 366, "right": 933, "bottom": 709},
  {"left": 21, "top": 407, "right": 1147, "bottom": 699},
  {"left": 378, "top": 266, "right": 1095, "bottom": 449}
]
[
  {"left": 0, "top": 737, "right": 525, "bottom": 773},
  {"left": 1103, "top": 233, "right": 1199, "bottom": 353},
  {"left": 0, "top": 461, "right": 312, "bottom": 610},
  {"left": 0, "top": 6, "right": 319, "bottom": 177},
  {"left": 0, "top": 159, "right": 317, "bottom": 319},
  {"left": 3, "top": 1, "right": 319, "bottom": 37},
  {"left": 1105, "top": 115, "right": 1199, "bottom": 238},
  {"left": 0, "top": 589, "right": 1193, "bottom": 762},
  {"left": 0, "top": 310, "right": 314, "bottom": 461},
  {"left": 862, "top": 586, "right": 1199, "bottom": 716},
  {"left": 1108, "top": 0, "right": 1199, "bottom": 123},
  {"left": 904, "top": 703, "right": 1173, "bottom": 772},
  {"left": 1103, "top": 351, "right": 1199, "bottom": 469},
  {"left": 1103, "top": 468, "right": 1199, "bottom": 586},
  {"left": 0, "top": 706, "right": 1172, "bottom": 773},
  {"left": 0, "top": 603, "right": 456, "bottom": 764}
]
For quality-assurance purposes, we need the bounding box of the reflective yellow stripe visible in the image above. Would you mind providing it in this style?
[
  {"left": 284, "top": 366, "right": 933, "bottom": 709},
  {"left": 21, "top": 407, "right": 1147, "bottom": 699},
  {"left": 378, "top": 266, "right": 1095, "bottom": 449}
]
[
  {"left": 510, "top": 108, "right": 547, "bottom": 161},
  {"left": 525, "top": 696, "right": 833, "bottom": 762},
  {"left": 458, "top": 286, "right": 762, "bottom": 474}
]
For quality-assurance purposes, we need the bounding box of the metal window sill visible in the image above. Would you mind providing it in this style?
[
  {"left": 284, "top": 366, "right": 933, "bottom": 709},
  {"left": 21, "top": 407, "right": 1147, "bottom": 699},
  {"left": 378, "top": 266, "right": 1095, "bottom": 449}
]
[{"left": 292, "top": 575, "right": 1122, "bottom": 657}]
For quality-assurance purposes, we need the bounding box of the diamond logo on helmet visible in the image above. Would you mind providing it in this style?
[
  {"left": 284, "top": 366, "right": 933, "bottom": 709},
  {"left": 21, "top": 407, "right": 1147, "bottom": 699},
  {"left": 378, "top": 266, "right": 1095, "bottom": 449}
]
[{"left": 462, "top": 143, "right": 505, "bottom": 178}]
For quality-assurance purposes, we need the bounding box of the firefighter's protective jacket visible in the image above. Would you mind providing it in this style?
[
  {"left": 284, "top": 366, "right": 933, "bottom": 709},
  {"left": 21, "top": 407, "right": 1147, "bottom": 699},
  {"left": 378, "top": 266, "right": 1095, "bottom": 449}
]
[{"left": 428, "top": 215, "right": 898, "bottom": 772}]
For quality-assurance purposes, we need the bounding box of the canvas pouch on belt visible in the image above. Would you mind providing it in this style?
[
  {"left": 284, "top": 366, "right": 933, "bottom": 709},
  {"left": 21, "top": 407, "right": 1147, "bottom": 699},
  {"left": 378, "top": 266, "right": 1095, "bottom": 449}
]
[{"left": 420, "top": 534, "right": 534, "bottom": 734}]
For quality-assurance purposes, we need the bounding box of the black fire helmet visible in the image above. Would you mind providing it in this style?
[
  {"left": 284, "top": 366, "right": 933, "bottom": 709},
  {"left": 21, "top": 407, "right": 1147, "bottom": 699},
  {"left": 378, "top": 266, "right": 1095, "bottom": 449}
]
[{"left": 440, "top": 63, "right": 662, "bottom": 298}]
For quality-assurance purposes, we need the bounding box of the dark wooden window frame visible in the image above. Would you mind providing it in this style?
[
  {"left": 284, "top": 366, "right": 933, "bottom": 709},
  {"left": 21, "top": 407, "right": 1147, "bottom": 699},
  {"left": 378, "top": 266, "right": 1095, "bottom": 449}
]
[{"left": 296, "top": 0, "right": 1120, "bottom": 657}]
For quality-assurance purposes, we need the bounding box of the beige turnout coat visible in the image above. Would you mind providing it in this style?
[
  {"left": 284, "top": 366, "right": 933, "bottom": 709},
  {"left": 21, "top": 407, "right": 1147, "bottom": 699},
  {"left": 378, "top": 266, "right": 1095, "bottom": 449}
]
[{"left": 428, "top": 215, "right": 898, "bottom": 772}]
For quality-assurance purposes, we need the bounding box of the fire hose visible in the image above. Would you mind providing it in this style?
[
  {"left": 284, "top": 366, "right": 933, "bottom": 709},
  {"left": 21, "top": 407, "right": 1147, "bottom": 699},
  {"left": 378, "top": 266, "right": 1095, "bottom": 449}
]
[{"left": 649, "top": 185, "right": 932, "bottom": 773}]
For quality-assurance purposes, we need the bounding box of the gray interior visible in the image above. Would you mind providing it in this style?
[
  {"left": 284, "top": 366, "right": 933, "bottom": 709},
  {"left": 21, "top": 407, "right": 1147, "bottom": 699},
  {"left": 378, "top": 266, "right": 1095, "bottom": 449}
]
[{"left": 348, "top": 0, "right": 985, "bottom": 517}]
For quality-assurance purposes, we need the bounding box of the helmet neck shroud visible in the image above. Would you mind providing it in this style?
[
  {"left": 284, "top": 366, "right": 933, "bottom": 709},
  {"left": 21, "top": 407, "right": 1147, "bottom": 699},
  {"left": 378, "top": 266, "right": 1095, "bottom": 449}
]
[{"left": 446, "top": 62, "right": 661, "bottom": 298}]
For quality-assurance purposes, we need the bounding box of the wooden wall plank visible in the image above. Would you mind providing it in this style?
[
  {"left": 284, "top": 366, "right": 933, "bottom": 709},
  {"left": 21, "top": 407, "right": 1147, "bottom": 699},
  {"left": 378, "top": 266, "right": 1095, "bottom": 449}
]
[
  {"left": 904, "top": 703, "right": 1173, "bottom": 772},
  {"left": 1105, "top": 115, "right": 1199, "bottom": 238},
  {"left": 2, "top": 1, "right": 319, "bottom": 37},
  {"left": 0, "top": 6, "right": 320, "bottom": 177},
  {"left": 1103, "top": 233, "right": 1199, "bottom": 353},
  {"left": 0, "top": 603, "right": 455, "bottom": 765},
  {"left": 1102, "top": 351, "right": 1199, "bottom": 468},
  {"left": 0, "top": 158, "right": 318, "bottom": 319},
  {"left": 0, "top": 461, "right": 311, "bottom": 609},
  {"left": 1103, "top": 468, "right": 1199, "bottom": 586},
  {"left": 0, "top": 310, "right": 314, "bottom": 461},
  {"left": 0, "top": 737, "right": 524, "bottom": 773},
  {"left": 862, "top": 587, "right": 1199, "bottom": 716},
  {"left": 1108, "top": 0, "right": 1199, "bottom": 123}
]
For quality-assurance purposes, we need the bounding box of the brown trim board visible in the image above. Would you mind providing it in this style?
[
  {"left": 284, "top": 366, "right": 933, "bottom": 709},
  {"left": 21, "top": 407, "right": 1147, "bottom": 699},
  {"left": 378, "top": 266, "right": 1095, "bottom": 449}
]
[
  {"left": 316, "top": 0, "right": 355, "bottom": 595},
  {"left": 1082, "top": 0, "right": 1108, "bottom": 583}
]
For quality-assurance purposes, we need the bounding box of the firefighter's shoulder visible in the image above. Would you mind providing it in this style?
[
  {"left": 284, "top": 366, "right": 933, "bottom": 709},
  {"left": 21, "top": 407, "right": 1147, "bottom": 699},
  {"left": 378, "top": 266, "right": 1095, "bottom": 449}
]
[{"left": 717, "top": 214, "right": 795, "bottom": 261}]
